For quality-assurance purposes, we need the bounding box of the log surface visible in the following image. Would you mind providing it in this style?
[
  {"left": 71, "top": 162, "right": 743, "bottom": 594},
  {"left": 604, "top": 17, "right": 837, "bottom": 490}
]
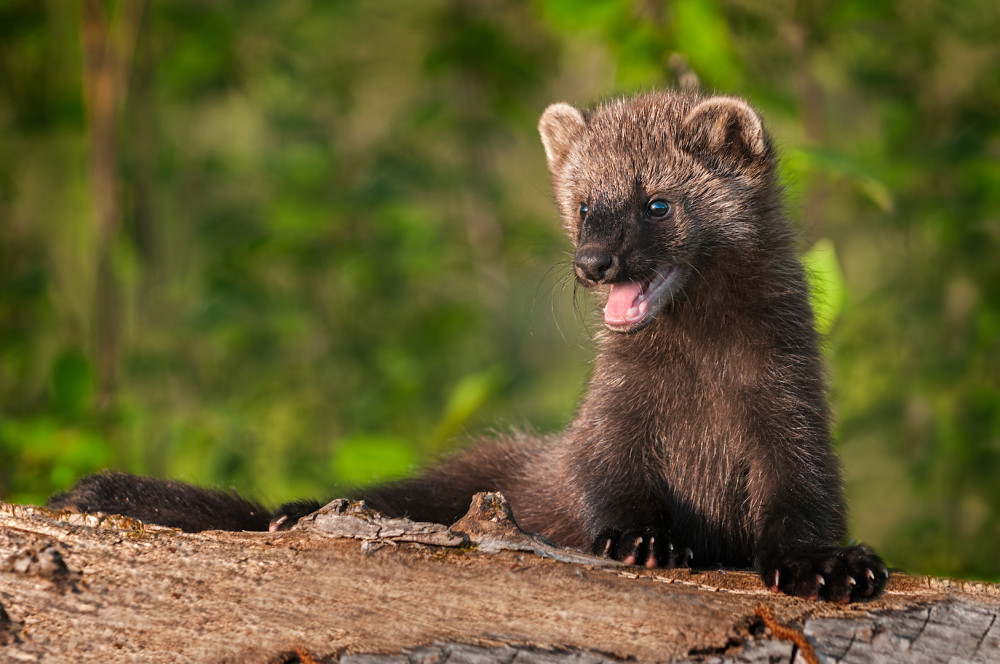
[{"left": 1, "top": 499, "right": 998, "bottom": 663}]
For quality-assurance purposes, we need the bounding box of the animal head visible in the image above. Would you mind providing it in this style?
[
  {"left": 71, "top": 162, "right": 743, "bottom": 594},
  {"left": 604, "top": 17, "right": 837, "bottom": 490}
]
[{"left": 538, "top": 91, "right": 778, "bottom": 332}]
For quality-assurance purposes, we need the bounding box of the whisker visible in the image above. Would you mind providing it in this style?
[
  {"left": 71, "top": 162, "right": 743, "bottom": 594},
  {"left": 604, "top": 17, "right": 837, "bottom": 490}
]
[
  {"left": 551, "top": 266, "right": 576, "bottom": 343},
  {"left": 531, "top": 249, "right": 579, "bottom": 343},
  {"left": 571, "top": 281, "right": 601, "bottom": 343}
]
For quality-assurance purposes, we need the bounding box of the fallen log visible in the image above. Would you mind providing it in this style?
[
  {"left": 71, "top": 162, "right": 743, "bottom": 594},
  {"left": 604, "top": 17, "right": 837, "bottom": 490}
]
[{"left": 1, "top": 494, "right": 997, "bottom": 663}]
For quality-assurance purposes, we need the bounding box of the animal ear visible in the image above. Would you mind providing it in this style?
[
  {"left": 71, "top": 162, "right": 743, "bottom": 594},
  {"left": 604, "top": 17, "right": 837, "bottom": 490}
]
[
  {"left": 680, "top": 96, "right": 769, "bottom": 170},
  {"left": 538, "top": 102, "right": 586, "bottom": 173}
]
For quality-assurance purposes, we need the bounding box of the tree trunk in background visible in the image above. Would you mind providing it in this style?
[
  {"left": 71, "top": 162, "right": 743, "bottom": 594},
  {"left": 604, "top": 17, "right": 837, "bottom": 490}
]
[{"left": 80, "top": 0, "right": 144, "bottom": 409}]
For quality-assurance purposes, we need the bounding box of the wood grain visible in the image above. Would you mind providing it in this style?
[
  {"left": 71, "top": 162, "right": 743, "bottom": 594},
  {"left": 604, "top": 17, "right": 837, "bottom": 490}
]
[{"left": 1, "top": 501, "right": 997, "bottom": 663}]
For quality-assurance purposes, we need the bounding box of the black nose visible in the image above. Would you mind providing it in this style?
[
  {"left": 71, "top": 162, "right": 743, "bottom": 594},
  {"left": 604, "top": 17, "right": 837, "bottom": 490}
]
[{"left": 574, "top": 245, "right": 616, "bottom": 283}]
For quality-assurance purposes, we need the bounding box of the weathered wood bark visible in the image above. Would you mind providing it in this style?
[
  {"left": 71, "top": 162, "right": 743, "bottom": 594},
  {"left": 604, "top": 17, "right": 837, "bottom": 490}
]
[{"left": 1, "top": 495, "right": 998, "bottom": 664}]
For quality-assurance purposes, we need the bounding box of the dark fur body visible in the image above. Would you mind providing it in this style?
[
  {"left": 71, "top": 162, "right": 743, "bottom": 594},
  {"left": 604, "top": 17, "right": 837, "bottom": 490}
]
[{"left": 49, "top": 91, "right": 886, "bottom": 602}]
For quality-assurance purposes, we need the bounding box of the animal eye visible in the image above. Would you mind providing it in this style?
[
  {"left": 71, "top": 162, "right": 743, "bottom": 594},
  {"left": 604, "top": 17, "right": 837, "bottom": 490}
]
[
  {"left": 579, "top": 202, "right": 589, "bottom": 216},
  {"left": 647, "top": 200, "right": 672, "bottom": 218}
]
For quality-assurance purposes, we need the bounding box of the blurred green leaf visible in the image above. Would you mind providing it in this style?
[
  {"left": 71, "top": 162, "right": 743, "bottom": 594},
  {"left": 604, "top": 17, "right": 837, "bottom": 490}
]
[
  {"left": 0, "top": 416, "right": 110, "bottom": 504},
  {"left": 672, "top": 0, "right": 739, "bottom": 89},
  {"left": 792, "top": 147, "right": 896, "bottom": 212},
  {"left": 803, "top": 238, "right": 847, "bottom": 336},
  {"left": 432, "top": 367, "right": 505, "bottom": 448},
  {"left": 331, "top": 434, "right": 418, "bottom": 486}
]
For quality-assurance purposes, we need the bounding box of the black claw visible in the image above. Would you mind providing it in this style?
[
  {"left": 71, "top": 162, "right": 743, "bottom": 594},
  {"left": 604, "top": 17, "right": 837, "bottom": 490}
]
[
  {"left": 761, "top": 544, "right": 887, "bottom": 602},
  {"left": 591, "top": 527, "right": 691, "bottom": 569}
]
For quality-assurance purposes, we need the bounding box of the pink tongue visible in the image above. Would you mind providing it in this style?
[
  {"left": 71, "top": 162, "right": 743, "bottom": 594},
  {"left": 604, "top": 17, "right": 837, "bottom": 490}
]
[{"left": 604, "top": 282, "right": 644, "bottom": 324}]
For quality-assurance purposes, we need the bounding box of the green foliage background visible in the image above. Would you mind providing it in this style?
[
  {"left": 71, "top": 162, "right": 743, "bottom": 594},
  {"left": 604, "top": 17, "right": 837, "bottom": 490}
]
[{"left": 1, "top": 0, "right": 998, "bottom": 580}]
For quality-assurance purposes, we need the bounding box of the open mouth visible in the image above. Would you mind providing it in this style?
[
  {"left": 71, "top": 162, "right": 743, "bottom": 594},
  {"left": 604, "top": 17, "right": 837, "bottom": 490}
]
[{"left": 603, "top": 265, "right": 682, "bottom": 332}]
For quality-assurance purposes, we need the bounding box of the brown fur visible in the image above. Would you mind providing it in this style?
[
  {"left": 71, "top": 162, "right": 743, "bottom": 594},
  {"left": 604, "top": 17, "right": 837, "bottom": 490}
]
[{"left": 354, "top": 91, "right": 885, "bottom": 600}]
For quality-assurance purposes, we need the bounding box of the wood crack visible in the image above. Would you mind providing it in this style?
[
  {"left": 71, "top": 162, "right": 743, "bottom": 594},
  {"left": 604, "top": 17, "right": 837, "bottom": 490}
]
[{"left": 972, "top": 610, "right": 997, "bottom": 659}]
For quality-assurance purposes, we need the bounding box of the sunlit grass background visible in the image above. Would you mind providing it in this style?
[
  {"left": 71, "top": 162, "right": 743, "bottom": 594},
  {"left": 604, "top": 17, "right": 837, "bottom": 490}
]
[{"left": 1, "top": 0, "right": 998, "bottom": 581}]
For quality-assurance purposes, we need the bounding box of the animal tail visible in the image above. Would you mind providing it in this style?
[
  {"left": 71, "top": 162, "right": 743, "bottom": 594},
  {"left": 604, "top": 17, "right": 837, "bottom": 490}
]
[
  {"left": 48, "top": 435, "right": 543, "bottom": 533},
  {"left": 47, "top": 471, "right": 273, "bottom": 532}
]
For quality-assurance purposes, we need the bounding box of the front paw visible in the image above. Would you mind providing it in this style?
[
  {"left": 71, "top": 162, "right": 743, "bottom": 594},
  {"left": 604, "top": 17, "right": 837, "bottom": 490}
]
[
  {"left": 762, "top": 544, "right": 888, "bottom": 602},
  {"left": 592, "top": 528, "right": 693, "bottom": 568}
]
